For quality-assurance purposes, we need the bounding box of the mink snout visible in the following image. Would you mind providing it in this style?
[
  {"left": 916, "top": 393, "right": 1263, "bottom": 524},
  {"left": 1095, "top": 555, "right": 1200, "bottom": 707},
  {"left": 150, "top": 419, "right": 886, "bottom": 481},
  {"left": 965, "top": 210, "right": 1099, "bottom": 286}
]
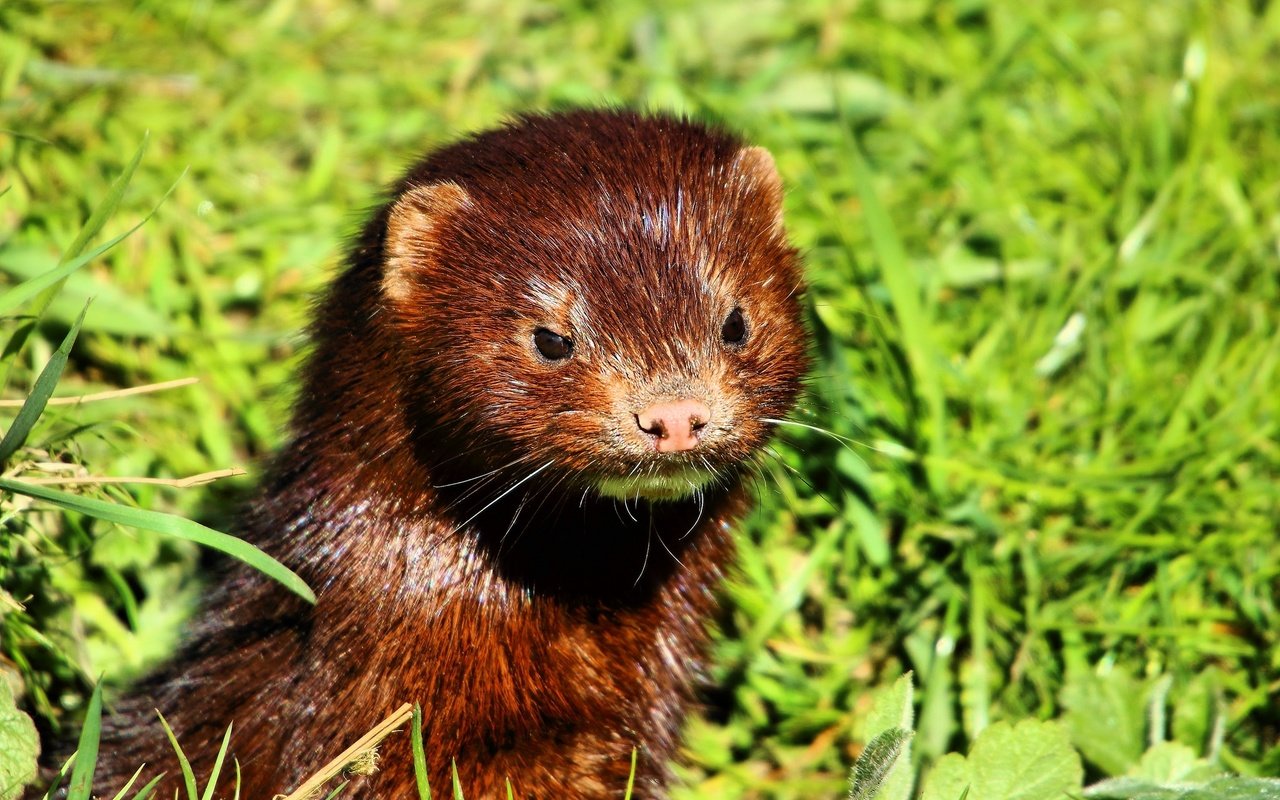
[{"left": 635, "top": 398, "right": 712, "bottom": 452}]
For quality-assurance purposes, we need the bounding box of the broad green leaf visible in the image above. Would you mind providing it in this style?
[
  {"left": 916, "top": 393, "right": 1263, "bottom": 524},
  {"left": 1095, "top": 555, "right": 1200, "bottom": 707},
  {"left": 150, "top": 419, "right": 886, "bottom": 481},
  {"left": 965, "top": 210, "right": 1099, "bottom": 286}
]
[
  {"left": 1061, "top": 665, "right": 1147, "bottom": 776},
  {"left": 1084, "top": 776, "right": 1280, "bottom": 800},
  {"left": 0, "top": 678, "right": 39, "bottom": 800},
  {"left": 970, "top": 720, "right": 1083, "bottom": 800},
  {"left": 0, "top": 301, "right": 88, "bottom": 465},
  {"left": 0, "top": 478, "right": 315, "bottom": 604},
  {"left": 920, "top": 720, "right": 1083, "bottom": 800},
  {"left": 1130, "top": 742, "right": 1214, "bottom": 784},
  {"left": 921, "top": 753, "right": 972, "bottom": 800}
]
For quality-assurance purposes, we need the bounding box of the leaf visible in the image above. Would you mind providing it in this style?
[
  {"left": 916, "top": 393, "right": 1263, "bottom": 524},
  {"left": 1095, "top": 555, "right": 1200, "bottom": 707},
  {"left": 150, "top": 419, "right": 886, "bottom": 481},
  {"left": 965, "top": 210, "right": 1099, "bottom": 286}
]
[
  {"left": 65, "top": 681, "right": 103, "bottom": 800},
  {"left": 0, "top": 301, "right": 89, "bottom": 465},
  {"left": 1084, "top": 776, "right": 1280, "bottom": 800},
  {"left": 0, "top": 245, "right": 172, "bottom": 336},
  {"left": 1130, "top": 742, "right": 1213, "bottom": 784},
  {"left": 859, "top": 674, "right": 916, "bottom": 800},
  {"left": 921, "top": 753, "right": 972, "bottom": 800},
  {"left": 0, "top": 478, "right": 315, "bottom": 604},
  {"left": 0, "top": 678, "right": 40, "bottom": 800},
  {"left": 1060, "top": 665, "right": 1147, "bottom": 776},
  {"left": 412, "top": 704, "right": 430, "bottom": 800},
  {"left": 920, "top": 720, "right": 1083, "bottom": 800},
  {"left": 157, "top": 711, "right": 198, "bottom": 800},
  {"left": 969, "top": 720, "right": 1083, "bottom": 800},
  {"left": 850, "top": 728, "right": 914, "bottom": 800},
  {"left": 841, "top": 130, "right": 947, "bottom": 492}
]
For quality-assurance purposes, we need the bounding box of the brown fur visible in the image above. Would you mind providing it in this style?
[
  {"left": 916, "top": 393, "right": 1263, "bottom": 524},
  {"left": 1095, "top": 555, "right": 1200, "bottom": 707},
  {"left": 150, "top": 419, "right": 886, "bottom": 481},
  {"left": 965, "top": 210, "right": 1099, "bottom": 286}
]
[{"left": 85, "top": 109, "right": 807, "bottom": 799}]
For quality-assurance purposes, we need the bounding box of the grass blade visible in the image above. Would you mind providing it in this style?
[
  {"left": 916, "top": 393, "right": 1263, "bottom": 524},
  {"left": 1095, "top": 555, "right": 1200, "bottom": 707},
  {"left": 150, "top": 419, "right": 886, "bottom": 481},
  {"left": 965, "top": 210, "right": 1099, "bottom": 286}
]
[
  {"left": 107, "top": 766, "right": 144, "bottom": 800},
  {"left": 128, "top": 773, "right": 165, "bottom": 800},
  {"left": 412, "top": 703, "right": 431, "bottom": 800},
  {"left": 321, "top": 782, "right": 349, "bottom": 800},
  {"left": 623, "top": 749, "right": 637, "bottom": 800},
  {"left": 29, "top": 133, "right": 148, "bottom": 317},
  {"left": 156, "top": 711, "right": 198, "bottom": 800},
  {"left": 65, "top": 681, "right": 103, "bottom": 800},
  {"left": 0, "top": 163, "right": 184, "bottom": 317},
  {"left": 842, "top": 131, "right": 948, "bottom": 491},
  {"left": 0, "top": 477, "right": 315, "bottom": 603},
  {"left": 0, "top": 301, "right": 89, "bottom": 465},
  {"left": 450, "top": 760, "right": 463, "bottom": 800},
  {"left": 199, "top": 724, "right": 233, "bottom": 800}
]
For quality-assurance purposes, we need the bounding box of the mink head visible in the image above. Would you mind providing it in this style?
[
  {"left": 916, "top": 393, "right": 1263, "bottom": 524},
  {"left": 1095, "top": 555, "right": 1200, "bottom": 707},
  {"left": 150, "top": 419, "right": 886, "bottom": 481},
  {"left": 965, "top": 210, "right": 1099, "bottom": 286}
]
[{"left": 379, "top": 110, "right": 807, "bottom": 502}]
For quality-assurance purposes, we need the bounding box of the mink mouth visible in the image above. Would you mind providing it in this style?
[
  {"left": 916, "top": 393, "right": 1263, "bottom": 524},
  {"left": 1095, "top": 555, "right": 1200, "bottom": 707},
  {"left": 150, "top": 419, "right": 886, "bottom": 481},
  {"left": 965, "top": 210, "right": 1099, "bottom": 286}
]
[{"left": 592, "top": 466, "right": 720, "bottom": 502}]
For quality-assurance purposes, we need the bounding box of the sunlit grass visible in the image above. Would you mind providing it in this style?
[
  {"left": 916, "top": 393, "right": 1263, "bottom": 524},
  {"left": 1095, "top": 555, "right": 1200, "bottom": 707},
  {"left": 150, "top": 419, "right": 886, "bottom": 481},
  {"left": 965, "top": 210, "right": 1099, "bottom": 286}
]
[{"left": 2, "top": 0, "right": 1277, "bottom": 797}]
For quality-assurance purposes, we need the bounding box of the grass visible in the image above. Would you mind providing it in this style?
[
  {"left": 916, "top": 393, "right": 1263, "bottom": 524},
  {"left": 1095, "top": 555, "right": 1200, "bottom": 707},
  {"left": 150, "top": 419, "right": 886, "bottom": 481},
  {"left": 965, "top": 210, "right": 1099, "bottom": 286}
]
[{"left": 2, "top": 0, "right": 1278, "bottom": 798}]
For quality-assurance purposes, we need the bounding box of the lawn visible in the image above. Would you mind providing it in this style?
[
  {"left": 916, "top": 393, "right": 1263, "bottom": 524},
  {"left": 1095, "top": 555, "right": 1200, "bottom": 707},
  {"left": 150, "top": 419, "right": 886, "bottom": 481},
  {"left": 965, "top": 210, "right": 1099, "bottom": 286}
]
[{"left": 1, "top": 1, "right": 1278, "bottom": 798}]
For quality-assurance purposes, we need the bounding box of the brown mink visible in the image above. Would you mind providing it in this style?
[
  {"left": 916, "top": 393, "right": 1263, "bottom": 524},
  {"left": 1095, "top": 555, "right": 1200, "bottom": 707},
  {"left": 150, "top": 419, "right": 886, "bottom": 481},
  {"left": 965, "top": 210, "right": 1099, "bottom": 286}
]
[{"left": 86, "top": 109, "right": 807, "bottom": 799}]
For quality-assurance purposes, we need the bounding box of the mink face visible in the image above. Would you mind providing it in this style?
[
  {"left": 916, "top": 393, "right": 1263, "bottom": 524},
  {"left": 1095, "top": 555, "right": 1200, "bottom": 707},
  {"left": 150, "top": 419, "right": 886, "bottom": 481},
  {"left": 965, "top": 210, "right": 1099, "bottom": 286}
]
[{"left": 382, "top": 112, "right": 807, "bottom": 502}]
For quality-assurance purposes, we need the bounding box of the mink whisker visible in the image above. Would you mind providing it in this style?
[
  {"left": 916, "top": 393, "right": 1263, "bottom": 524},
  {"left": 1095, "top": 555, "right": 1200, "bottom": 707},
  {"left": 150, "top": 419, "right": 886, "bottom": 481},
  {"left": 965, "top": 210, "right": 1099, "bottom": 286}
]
[
  {"left": 433, "top": 454, "right": 534, "bottom": 488},
  {"left": 451, "top": 461, "right": 554, "bottom": 534}
]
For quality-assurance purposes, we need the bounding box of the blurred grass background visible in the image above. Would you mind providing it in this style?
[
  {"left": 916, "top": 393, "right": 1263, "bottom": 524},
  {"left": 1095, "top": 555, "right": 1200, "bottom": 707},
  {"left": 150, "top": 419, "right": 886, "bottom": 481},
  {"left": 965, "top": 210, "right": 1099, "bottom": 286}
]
[{"left": 1, "top": 0, "right": 1278, "bottom": 797}]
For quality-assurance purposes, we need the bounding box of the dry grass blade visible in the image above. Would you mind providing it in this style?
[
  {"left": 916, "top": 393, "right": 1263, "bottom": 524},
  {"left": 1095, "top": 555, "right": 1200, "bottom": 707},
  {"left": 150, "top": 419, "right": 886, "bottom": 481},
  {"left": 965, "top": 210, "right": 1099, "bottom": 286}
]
[
  {"left": 0, "top": 377, "right": 200, "bottom": 408},
  {"left": 278, "top": 703, "right": 413, "bottom": 800},
  {"left": 19, "top": 467, "right": 246, "bottom": 488}
]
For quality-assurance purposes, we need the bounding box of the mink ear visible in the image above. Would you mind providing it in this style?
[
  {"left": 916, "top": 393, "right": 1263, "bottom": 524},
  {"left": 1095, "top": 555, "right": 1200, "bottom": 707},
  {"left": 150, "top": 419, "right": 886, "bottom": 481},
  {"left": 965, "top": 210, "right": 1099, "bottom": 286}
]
[
  {"left": 732, "top": 146, "right": 785, "bottom": 233},
  {"left": 383, "top": 182, "right": 471, "bottom": 304}
]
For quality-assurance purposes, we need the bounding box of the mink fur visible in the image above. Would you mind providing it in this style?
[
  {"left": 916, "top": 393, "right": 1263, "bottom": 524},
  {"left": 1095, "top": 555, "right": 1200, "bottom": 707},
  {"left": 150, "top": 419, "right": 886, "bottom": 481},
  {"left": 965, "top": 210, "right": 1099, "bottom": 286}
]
[{"left": 79, "top": 109, "right": 807, "bottom": 799}]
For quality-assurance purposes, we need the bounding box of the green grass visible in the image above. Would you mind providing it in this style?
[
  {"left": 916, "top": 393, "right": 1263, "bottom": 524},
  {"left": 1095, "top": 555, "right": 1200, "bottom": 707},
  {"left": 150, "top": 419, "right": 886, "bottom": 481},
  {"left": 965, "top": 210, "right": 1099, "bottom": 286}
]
[{"left": 2, "top": 0, "right": 1279, "bottom": 798}]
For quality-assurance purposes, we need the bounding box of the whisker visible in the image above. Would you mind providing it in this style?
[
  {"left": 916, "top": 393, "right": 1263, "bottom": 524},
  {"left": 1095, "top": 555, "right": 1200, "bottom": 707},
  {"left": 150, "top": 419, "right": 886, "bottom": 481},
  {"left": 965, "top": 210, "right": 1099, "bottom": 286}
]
[
  {"left": 451, "top": 461, "right": 554, "bottom": 534},
  {"left": 433, "top": 454, "right": 532, "bottom": 488},
  {"left": 633, "top": 513, "right": 653, "bottom": 587}
]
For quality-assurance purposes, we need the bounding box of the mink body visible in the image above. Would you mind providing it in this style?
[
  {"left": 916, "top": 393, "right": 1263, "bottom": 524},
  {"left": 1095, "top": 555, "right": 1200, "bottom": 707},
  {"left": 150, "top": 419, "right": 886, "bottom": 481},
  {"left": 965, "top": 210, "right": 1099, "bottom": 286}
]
[{"left": 87, "top": 110, "right": 807, "bottom": 799}]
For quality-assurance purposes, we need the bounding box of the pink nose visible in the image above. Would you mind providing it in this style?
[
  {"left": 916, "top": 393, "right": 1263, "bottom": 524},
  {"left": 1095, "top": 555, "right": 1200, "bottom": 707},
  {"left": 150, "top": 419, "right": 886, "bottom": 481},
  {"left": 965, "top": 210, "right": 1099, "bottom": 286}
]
[{"left": 635, "top": 399, "right": 711, "bottom": 453}]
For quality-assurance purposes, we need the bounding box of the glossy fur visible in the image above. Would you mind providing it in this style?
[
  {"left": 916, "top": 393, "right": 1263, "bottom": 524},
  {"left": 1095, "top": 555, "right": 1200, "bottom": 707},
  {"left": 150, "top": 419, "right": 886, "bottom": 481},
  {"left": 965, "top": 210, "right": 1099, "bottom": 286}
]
[{"left": 86, "top": 110, "right": 807, "bottom": 799}]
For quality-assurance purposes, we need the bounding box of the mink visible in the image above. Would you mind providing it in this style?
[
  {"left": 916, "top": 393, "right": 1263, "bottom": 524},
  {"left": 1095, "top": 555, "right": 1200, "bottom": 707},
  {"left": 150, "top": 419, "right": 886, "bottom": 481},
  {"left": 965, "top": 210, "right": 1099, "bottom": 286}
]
[{"left": 82, "top": 109, "right": 807, "bottom": 799}]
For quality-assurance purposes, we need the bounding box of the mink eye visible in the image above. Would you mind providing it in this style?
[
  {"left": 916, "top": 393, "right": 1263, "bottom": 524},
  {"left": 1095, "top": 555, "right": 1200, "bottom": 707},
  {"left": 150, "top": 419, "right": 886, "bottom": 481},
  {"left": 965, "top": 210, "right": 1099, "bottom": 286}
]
[
  {"left": 533, "top": 328, "right": 574, "bottom": 360},
  {"left": 720, "top": 308, "right": 747, "bottom": 346}
]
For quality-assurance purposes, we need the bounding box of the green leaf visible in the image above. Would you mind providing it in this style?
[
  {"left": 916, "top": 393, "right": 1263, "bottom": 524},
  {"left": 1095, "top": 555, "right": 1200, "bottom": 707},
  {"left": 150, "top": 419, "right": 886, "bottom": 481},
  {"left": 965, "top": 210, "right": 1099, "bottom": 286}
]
[
  {"left": 65, "top": 681, "right": 103, "bottom": 800},
  {"left": 0, "top": 301, "right": 89, "bottom": 465},
  {"left": 1061, "top": 665, "right": 1147, "bottom": 776},
  {"left": 450, "top": 760, "right": 464, "bottom": 800},
  {"left": 157, "top": 711, "right": 198, "bottom": 800},
  {"left": 0, "top": 677, "right": 39, "bottom": 800},
  {"left": 0, "top": 135, "right": 153, "bottom": 392},
  {"left": 412, "top": 703, "right": 431, "bottom": 800},
  {"left": 841, "top": 129, "right": 947, "bottom": 492},
  {"left": 850, "top": 728, "right": 914, "bottom": 800},
  {"left": 105, "top": 766, "right": 144, "bottom": 800},
  {"left": 1084, "top": 776, "right": 1280, "bottom": 800},
  {"left": 200, "top": 725, "right": 233, "bottom": 800},
  {"left": 1130, "top": 742, "right": 1214, "bottom": 784},
  {"left": 127, "top": 772, "right": 165, "bottom": 800},
  {"left": 859, "top": 674, "right": 916, "bottom": 800},
  {"left": 0, "top": 478, "right": 315, "bottom": 604},
  {"left": 920, "top": 720, "right": 1083, "bottom": 800},
  {"left": 0, "top": 245, "right": 173, "bottom": 336}
]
